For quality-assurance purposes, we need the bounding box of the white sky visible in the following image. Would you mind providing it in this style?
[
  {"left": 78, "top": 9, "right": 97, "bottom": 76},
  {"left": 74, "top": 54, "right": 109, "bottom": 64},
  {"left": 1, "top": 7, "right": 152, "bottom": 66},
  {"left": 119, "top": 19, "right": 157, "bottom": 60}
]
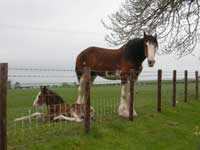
[{"left": 0, "top": 0, "right": 200, "bottom": 72}]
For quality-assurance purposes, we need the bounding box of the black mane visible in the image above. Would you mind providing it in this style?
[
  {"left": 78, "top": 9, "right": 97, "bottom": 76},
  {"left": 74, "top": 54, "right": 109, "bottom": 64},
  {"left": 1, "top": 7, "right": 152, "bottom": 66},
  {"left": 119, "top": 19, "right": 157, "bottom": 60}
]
[
  {"left": 47, "top": 90, "right": 65, "bottom": 105},
  {"left": 124, "top": 38, "right": 146, "bottom": 64}
]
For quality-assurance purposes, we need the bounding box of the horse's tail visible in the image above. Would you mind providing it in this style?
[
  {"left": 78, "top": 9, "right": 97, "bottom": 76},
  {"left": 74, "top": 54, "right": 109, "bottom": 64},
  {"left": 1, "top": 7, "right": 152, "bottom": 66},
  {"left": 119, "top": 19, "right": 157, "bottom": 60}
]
[
  {"left": 75, "top": 54, "right": 85, "bottom": 83},
  {"left": 75, "top": 65, "right": 81, "bottom": 83},
  {"left": 75, "top": 49, "right": 89, "bottom": 83}
]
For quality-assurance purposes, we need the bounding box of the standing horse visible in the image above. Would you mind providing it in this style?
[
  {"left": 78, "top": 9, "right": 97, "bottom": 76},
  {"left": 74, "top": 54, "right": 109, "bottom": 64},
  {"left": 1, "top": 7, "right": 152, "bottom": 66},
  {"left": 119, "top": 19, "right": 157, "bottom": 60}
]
[
  {"left": 75, "top": 32, "right": 158, "bottom": 118},
  {"left": 15, "top": 86, "right": 94, "bottom": 122}
]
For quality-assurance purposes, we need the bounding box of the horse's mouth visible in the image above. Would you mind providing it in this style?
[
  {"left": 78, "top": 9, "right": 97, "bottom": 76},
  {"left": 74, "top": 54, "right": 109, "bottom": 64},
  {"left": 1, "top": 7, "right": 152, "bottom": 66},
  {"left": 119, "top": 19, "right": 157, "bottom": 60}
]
[{"left": 148, "top": 60, "right": 155, "bottom": 67}]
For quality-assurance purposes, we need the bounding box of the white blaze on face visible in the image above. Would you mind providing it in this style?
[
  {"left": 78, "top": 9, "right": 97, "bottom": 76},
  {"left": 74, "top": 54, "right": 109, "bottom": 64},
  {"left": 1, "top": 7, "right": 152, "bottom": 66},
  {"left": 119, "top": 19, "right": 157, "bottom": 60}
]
[
  {"left": 33, "top": 91, "right": 41, "bottom": 107},
  {"left": 146, "top": 41, "right": 156, "bottom": 61}
]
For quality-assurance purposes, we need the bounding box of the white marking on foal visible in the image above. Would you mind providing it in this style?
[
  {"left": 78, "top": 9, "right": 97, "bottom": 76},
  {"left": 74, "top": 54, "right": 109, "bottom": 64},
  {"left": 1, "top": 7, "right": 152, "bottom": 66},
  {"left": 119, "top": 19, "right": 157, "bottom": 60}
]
[
  {"left": 14, "top": 112, "right": 44, "bottom": 122},
  {"left": 146, "top": 42, "right": 156, "bottom": 61},
  {"left": 33, "top": 91, "right": 41, "bottom": 107},
  {"left": 53, "top": 115, "right": 78, "bottom": 122}
]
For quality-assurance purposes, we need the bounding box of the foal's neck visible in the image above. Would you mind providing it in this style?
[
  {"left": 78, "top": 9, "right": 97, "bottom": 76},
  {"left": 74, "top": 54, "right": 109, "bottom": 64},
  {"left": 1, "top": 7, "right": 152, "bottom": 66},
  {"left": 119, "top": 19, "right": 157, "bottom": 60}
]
[{"left": 45, "top": 92, "right": 65, "bottom": 106}]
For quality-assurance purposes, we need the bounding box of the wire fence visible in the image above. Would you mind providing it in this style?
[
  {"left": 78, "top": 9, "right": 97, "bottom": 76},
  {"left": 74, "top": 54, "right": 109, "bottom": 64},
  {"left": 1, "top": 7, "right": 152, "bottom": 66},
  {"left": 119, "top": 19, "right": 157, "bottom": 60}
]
[{"left": 1, "top": 66, "right": 199, "bottom": 149}]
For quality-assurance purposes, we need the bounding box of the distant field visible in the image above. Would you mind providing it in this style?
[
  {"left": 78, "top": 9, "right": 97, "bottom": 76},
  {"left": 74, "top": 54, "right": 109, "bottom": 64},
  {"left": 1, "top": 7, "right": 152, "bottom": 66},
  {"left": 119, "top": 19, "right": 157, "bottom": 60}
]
[{"left": 7, "top": 81, "right": 200, "bottom": 150}]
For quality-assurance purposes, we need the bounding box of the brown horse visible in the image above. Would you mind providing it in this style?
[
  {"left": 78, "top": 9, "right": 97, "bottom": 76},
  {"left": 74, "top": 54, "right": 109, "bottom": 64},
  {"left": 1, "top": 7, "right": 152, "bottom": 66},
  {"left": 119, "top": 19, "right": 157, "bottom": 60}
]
[
  {"left": 15, "top": 86, "right": 94, "bottom": 122},
  {"left": 75, "top": 32, "right": 158, "bottom": 118}
]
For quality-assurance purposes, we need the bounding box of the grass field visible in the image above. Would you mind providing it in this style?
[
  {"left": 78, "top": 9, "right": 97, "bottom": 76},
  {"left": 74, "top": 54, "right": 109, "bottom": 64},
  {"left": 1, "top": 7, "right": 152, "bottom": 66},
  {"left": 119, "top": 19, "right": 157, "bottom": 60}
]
[{"left": 7, "top": 81, "right": 200, "bottom": 150}]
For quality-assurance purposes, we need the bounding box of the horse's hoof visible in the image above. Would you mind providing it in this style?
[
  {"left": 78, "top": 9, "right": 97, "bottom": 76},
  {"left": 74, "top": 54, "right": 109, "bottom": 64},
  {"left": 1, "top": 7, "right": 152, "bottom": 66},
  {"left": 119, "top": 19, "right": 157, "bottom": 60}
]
[
  {"left": 118, "top": 113, "right": 129, "bottom": 119},
  {"left": 133, "top": 111, "right": 138, "bottom": 117}
]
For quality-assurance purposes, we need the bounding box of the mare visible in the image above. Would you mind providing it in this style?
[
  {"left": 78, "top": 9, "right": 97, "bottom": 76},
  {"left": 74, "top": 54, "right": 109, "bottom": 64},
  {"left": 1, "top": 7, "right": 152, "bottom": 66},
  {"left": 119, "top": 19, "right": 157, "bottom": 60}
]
[{"left": 75, "top": 32, "right": 158, "bottom": 118}]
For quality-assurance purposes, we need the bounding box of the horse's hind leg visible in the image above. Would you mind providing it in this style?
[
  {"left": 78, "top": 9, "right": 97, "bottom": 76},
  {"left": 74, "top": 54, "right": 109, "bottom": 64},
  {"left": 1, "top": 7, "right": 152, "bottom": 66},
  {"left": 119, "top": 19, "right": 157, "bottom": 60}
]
[
  {"left": 71, "top": 111, "right": 83, "bottom": 122},
  {"left": 76, "top": 72, "right": 96, "bottom": 104},
  {"left": 53, "top": 115, "right": 76, "bottom": 121},
  {"left": 76, "top": 74, "right": 86, "bottom": 104}
]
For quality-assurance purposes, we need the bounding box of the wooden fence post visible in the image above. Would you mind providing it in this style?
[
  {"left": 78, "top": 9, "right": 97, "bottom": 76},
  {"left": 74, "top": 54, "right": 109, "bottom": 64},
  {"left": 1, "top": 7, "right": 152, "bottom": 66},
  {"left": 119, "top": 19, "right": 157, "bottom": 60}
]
[
  {"left": 157, "top": 69, "right": 162, "bottom": 112},
  {"left": 129, "top": 69, "right": 135, "bottom": 121},
  {"left": 0, "top": 63, "right": 8, "bottom": 150},
  {"left": 184, "top": 70, "right": 188, "bottom": 103},
  {"left": 172, "top": 70, "right": 176, "bottom": 107},
  {"left": 195, "top": 71, "right": 198, "bottom": 99},
  {"left": 84, "top": 67, "right": 91, "bottom": 133}
]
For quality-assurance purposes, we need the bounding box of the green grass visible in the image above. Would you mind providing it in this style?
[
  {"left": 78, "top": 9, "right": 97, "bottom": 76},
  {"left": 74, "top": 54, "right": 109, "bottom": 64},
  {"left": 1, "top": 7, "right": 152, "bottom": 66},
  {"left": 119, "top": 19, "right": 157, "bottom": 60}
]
[{"left": 7, "top": 82, "right": 200, "bottom": 150}]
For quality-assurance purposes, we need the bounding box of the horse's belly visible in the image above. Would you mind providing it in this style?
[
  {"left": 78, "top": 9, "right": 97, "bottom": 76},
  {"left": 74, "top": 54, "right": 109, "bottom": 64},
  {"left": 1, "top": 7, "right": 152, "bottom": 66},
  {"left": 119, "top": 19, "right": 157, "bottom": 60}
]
[{"left": 100, "top": 70, "right": 121, "bottom": 80}]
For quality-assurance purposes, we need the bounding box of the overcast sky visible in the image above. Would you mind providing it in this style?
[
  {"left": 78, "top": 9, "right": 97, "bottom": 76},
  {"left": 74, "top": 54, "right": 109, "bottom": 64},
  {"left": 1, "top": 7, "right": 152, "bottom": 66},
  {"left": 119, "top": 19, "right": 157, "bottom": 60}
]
[{"left": 0, "top": 0, "right": 200, "bottom": 72}]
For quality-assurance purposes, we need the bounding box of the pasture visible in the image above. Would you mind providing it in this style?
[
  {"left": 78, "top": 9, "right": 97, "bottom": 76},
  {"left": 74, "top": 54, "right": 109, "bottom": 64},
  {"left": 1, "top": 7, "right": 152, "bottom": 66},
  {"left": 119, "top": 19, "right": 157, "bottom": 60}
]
[{"left": 8, "top": 81, "right": 200, "bottom": 150}]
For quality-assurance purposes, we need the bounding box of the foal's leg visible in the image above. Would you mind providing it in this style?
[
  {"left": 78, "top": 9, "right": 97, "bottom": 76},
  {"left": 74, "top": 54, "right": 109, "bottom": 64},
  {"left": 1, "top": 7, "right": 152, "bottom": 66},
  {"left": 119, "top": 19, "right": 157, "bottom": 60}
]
[
  {"left": 71, "top": 111, "right": 83, "bottom": 122},
  {"left": 15, "top": 115, "right": 33, "bottom": 122},
  {"left": 14, "top": 112, "right": 44, "bottom": 121},
  {"left": 53, "top": 115, "right": 76, "bottom": 121}
]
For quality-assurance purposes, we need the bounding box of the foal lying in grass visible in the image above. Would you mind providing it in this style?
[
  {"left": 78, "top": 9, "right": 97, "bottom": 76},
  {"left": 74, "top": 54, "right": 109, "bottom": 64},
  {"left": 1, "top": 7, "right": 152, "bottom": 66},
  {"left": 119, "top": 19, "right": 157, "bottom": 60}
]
[{"left": 15, "top": 86, "right": 94, "bottom": 122}]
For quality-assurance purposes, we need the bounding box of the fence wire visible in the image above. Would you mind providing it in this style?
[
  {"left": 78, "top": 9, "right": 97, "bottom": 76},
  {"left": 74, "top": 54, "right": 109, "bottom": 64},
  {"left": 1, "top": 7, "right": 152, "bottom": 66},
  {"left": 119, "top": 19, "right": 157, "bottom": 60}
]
[{"left": 6, "top": 68, "right": 200, "bottom": 149}]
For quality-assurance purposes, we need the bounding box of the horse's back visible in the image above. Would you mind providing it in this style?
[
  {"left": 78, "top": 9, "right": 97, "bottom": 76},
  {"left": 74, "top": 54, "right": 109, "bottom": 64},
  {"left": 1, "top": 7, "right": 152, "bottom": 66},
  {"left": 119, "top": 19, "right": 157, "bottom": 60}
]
[
  {"left": 76, "top": 46, "right": 122, "bottom": 75},
  {"left": 76, "top": 46, "right": 119, "bottom": 62}
]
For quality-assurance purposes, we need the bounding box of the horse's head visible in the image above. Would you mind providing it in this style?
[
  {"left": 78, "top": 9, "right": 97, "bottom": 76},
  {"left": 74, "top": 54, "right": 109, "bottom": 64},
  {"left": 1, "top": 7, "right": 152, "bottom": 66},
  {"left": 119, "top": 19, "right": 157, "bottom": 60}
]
[
  {"left": 143, "top": 32, "right": 158, "bottom": 67},
  {"left": 33, "top": 86, "right": 65, "bottom": 108},
  {"left": 33, "top": 86, "right": 49, "bottom": 108}
]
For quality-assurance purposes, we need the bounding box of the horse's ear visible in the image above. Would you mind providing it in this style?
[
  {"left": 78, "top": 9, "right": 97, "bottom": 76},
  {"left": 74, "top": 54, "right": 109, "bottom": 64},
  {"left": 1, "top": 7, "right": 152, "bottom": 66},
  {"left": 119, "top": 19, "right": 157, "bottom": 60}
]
[
  {"left": 40, "top": 86, "right": 43, "bottom": 91},
  {"left": 43, "top": 86, "right": 47, "bottom": 92},
  {"left": 154, "top": 33, "right": 157, "bottom": 39},
  {"left": 40, "top": 86, "right": 46, "bottom": 93}
]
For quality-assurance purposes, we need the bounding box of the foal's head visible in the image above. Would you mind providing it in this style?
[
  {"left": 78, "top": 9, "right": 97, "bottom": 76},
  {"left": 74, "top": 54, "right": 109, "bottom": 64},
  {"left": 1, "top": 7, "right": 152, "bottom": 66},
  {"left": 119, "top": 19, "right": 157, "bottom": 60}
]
[
  {"left": 33, "top": 86, "right": 64, "bottom": 108},
  {"left": 143, "top": 32, "right": 158, "bottom": 67}
]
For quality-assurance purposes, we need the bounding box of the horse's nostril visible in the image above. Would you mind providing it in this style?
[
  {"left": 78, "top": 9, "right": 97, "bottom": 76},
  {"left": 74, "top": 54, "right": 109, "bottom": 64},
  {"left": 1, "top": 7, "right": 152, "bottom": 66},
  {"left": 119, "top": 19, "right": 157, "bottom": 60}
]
[{"left": 148, "top": 60, "right": 155, "bottom": 67}]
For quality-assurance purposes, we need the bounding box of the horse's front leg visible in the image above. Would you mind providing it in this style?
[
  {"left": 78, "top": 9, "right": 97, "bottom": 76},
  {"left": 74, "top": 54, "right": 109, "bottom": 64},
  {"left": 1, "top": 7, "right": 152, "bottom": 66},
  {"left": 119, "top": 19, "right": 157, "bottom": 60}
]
[
  {"left": 129, "top": 67, "right": 143, "bottom": 117},
  {"left": 14, "top": 112, "right": 44, "bottom": 122},
  {"left": 118, "top": 73, "right": 138, "bottom": 118},
  {"left": 118, "top": 74, "right": 129, "bottom": 118}
]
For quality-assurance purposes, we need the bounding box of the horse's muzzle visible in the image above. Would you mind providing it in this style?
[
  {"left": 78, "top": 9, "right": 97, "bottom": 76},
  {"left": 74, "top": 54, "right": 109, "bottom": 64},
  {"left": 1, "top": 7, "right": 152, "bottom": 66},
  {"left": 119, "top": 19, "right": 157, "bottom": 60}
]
[{"left": 148, "top": 60, "right": 155, "bottom": 67}]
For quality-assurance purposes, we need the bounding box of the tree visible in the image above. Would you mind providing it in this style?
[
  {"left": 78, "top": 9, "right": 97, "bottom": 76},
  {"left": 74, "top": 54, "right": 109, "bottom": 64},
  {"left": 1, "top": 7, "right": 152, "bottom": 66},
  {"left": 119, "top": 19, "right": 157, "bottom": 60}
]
[{"left": 102, "top": 0, "right": 200, "bottom": 57}]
